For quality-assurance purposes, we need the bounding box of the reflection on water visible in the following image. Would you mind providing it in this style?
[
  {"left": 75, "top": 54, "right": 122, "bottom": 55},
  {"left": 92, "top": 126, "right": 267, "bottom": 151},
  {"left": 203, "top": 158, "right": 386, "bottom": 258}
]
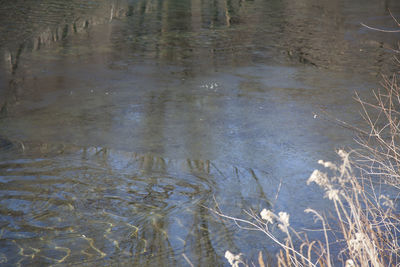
[
  {"left": 1, "top": 0, "right": 400, "bottom": 265},
  {"left": 0, "top": 143, "right": 275, "bottom": 265}
]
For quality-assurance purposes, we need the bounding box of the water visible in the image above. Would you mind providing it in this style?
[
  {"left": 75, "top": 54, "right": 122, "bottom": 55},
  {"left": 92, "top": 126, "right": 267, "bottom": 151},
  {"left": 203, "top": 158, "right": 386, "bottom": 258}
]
[{"left": 0, "top": 0, "right": 400, "bottom": 265}]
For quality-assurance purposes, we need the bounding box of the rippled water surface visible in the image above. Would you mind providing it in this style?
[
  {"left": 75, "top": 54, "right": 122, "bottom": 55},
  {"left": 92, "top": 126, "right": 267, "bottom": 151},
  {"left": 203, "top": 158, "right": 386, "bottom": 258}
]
[{"left": 1, "top": 0, "right": 400, "bottom": 265}]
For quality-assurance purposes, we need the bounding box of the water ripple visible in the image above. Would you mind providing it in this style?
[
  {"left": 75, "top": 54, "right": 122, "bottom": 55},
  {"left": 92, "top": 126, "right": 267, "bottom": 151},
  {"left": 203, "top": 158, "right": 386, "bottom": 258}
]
[{"left": 0, "top": 142, "right": 274, "bottom": 265}]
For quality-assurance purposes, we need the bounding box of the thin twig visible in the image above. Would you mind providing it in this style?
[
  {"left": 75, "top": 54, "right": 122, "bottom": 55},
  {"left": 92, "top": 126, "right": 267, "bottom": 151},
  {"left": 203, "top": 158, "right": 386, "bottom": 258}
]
[
  {"left": 360, "top": 22, "right": 400, "bottom": 33},
  {"left": 182, "top": 253, "right": 195, "bottom": 267}
]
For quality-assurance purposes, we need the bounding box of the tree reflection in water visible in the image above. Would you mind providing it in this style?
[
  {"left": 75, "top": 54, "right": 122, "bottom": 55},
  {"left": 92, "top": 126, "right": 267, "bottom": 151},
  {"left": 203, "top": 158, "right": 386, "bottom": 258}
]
[
  {"left": 0, "top": 142, "right": 273, "bottom": 265},
  {"left": 1, "top": 0, "right": 400, "bottom": 265}
]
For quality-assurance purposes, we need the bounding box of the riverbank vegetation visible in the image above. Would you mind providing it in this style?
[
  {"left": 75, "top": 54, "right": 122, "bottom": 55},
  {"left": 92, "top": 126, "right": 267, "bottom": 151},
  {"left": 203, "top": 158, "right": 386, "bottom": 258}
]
[{"left": 216, "top": 59, "right": 400, "bottom": 267}]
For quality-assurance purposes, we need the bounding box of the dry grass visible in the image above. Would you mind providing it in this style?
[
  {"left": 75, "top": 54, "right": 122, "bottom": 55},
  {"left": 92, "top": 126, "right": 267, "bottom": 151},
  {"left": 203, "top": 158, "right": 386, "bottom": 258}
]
[{"left": 215, "top": 66, "right": 400, "bottom": 267}]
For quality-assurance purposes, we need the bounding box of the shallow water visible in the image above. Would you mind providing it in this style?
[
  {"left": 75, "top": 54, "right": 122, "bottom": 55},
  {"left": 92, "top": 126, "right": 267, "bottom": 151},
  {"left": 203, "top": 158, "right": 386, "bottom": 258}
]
[{"left": 1, "top": 0, "right": 400, "bottom": 265}]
